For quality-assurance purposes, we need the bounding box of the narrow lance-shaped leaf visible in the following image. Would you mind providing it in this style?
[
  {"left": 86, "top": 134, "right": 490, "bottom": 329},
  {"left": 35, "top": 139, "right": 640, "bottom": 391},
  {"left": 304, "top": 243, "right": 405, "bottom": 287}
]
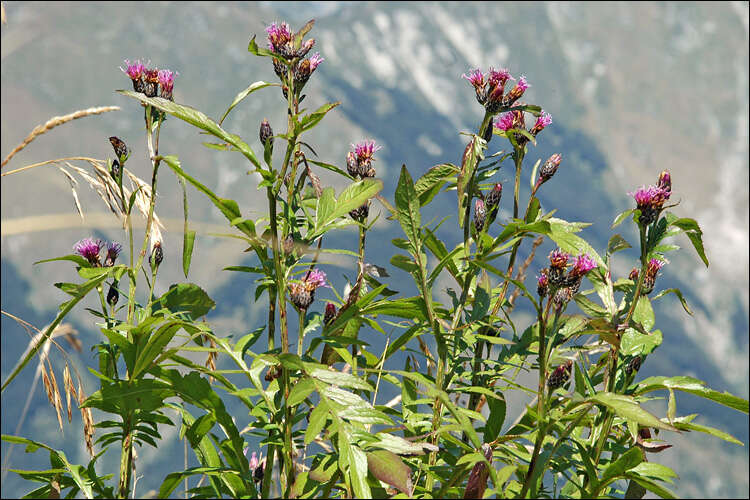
[{"left": 395, "top": 165, "right": 421, "bottom": 255}]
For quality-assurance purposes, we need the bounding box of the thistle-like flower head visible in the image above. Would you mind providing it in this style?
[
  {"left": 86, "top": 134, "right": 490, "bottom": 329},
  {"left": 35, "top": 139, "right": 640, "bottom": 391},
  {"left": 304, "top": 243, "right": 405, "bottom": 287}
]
[
  {"left": 534, "top": 111, "right": 552, "bottom": 130},
  {"left": 309, "top": 52, "right": 324, "bottom": 71},
  {"left": 304, "top": 269, "right": 328, "bottom": 291},
  {"left": 549, "top": 248, "right": 570, "bottom": 270},
  {"left": 157, "top": 69, "right": 177, "bottom": 99},
  {"left": 104, "top": 241, "right": 122, "bottom": 267},
  {"left": 630, "top": 185, "right": 668, "bottom": 209},
  {"left": 121, "top": 59, "right": 146, "bottom": 81},
  {"left": 74, "top": 238, "right": 104, "bottom": 266},
  {"left": 515, "top": 75, "right": 530, "bottom": 92},
  {"left": 570, "top": 253, "right": 597, "bottom": 277},
  {"left": 266, "top": 22, "right": 293, "bottom": 52},
  {"left": 462, "top": 68, "right": 485, "bottom": 90},
  {"left": 646, "top": 258, "right": 664, "bottom": 278},
  {"left": 352, "top": 140, "right": 381, "bottom": 164},
  {"left": 657, "top": 170, "right": 672, "bottom": 198},
  {"left": 487, "top": 67, "right": 513, "bottom": 88},
  {"left": 537, "top": 272, "right": 549, "bottom": 297},
  {"left": 494, "top": 112, "right": 515, "bottom": 131}
]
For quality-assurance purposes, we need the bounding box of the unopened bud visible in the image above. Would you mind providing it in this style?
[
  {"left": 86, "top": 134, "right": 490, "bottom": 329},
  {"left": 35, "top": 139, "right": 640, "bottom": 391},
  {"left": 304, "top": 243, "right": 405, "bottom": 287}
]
[
  {"left": 547, "top": 360, "right": 573, "bottom": 389},
  {"left": 629, "top": 267, "right": 639, "bottom": 281},
  {"left": 657, "top": 170, "right": 671, "bottom": 197},
  {"left": 324, "top": 303, "right": 337, "bottom": 326},
  {"left": 272, "top": 58, "right": 286, "bottom": 81},
  {"left": 111, "top": 159, "right": 121, "bottom": 182},
  {"left": 143, "top": 68, "right": 159, "bottom": 98},
  {"left": 109, "top": 136, "right": 129, "bottom": 163},
  {"left": 485, "top": 183, "right": 502, "bottom": 226},
  {"left": 537, "top": 153, "right": 562, "bottom": 188},
  {"left": 625, "top": 355, "right": 642, "bottom": 376},
  {"left": 107, "top": 281, "right": 119, "bottom": 306},
  {"left": 346, "top": 151, "right": 359, "bottom": 178},
  {"left": 349, "top": 201, "right": 370, "bottom": 222},
  {"left": 474, "top": 199, "right": 486, "bottom": 233},
  {"left": 149, "top": 241, "right": 163, "bottom": 269},
  {"left": 537, "top": 272, "right": 549, "bottom": 297},
  {"left": 259, "top": 119, "right": 274, "bottom": 148}
]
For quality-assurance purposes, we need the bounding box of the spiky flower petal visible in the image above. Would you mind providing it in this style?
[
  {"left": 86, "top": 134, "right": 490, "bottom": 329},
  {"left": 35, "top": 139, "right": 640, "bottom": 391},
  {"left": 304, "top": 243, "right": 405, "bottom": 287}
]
[{"left": 74, "top": 238, "right": 104, "bottom": 266}]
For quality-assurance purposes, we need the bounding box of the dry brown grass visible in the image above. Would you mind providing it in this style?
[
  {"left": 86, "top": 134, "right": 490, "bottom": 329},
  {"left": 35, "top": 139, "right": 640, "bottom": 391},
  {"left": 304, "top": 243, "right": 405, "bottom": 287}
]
[{"left": 1, "top": 106, "right": 120, "bottom": 168}]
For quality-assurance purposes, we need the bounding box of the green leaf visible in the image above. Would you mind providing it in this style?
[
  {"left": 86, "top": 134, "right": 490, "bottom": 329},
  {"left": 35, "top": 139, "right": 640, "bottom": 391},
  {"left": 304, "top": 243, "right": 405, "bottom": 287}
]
[
  {"left": 607, "top": 234, "right": 632, "bottom": 255},
  {"left": 547, "top": 218, "right": 605, "bottom": 268},
  {"left": 666, "top": 215, "right": 708, "bottom": 267},
  {"left": 82, "top": 379, "right": 174, "bottom": 415},
  {"left": 152, "top": 283, "right": 216, "bottom": 320},
  {"left": 624, "top": 474, "right": 677, "bottom": 499},
  {"left": 308, "top": 159, "right": 353, "bottom": 180},
  {"left": 651, "top": 288, "right": 692, "bottom": 315},
  {"left": 632, "top": 296, "right": 655, "bottom": 331},
  {"left": 304, "top": 400, "right": 328, "bottom": 445},
  {"left": 247, "top": 34, "right": 276, "bottom": 57},
  {"left": 118, "top": 90, "right": 261, "bottom": 169},
  {"left": 177, "top": 175, "right": 196, "bottom": 278},
  {"left": 312, "top": 179, "right": 383, "bottom": 237},
  {"left": 219, "top": 81, "right": 276, "bottom": 125},
  {"left": 131, "top": 321, "right": 184, "bottom": 378},
  {"left": 667, "top": 419, "right": 744, "bottom": 445},
  {"left": 620, "top": 328, "right": 662, "bottom": 356},
  {"left": 457, "top": 136, "right": 485, "bottom": 229},
  {"left": 34, "top": 254, "right": 90, "bottom": 267},
  {"left": 573, "top": 295, "right": 609, "bottom": 317},
  {"left": 309, "top": 369, "right": 373, "bottom": 391},
  {"left": 600, "top": 447, "right": 644, "bottom": 485},
  {"left": 612, "top": 209, "right": 636, "bottom": 228},
  {"left": 299, "top": 102, "right": 341, "bottom": 132},
  {"left": 414, "top": 163, "right": 458, "bottom": 206},
  {"left": 484, "top": 394, "right": 506, "bottom": 443},
  {"left": 160, "top": 156, "right": 258, "bottom": 240},
  {"left": 367, "top": 450, "right": 413, "bottom": 496},
  {"left": 349, "top": 445, "right": 371, "bottom": 499},
  {"left": 288, "top": 376, "right": 316, "bottom": 407},
  {"left": 394, "top": 165, "right": 421, "bottom": 255},
  {"left": 589, "top": 393, "right": 677, "bottom": 431},
  {"left": 635, "top": 376, "right": 749, "bottom": 413}
]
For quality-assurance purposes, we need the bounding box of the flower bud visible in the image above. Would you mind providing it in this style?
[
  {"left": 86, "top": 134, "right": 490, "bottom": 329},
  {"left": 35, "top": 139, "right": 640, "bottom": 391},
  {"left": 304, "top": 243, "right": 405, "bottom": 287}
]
[
  {"left": 324, "top": 303, "right": 337, "bottom": 326},
  {"left": 149, "top": 241, "right": 163, "bottom": 269},
  {"left": 264, "top": 364, "right": 282, "bottom": 381},
  {"left": 537, "top": 153, "right": 562, "bottom": 188},
  {"left": 629, "top": 267, "right": 639, "bottom": 281},
  {"left": 462, "top": 68, "right": 487, "bottom": 105},
  {"left": 537, "top": 272, "right": 549, "bottom": 298},
  {"left": 349, "top": 201, "right": 370, "bottom": 222},
  {"left": 289, "top": 269, "right": 327, "bottom": 310},
  {"left": 485, "top": 183, "right": 502, "bottom": 226},
  {"left": 642, "top": 258, "right": 664, "bottom": 295},
  {"left": 553, "top": 286, "right": 574, "bottom": 311},
  {"left": 474, "top": 199, "right": 486, "bottom": 233},
  {"left": 547, "top": 248, "right": 570, "bottom": 286},
  {"left": 272, "top": 58, "right": 287, "bottom": 81},
  {"left": 529, "top": 111, "right": 552, "bottom": 137},
  {"left": 107, "top": 281, "right": 119, "bottom": 306},
  {"left": 259, "top": 119, "right": 274, "bottom": 148},
  {"left": 143, "top": 68, "right": 159, "bottom": 98},
  {"left": 657, "top": 170, "right": 671, "bottom": 199},
  {"left": 502, "top": 75, "right": 529, "bottom": 107},
  {"left": 109, "top": 136, "right": 129, "bottom": 164},
  {"left": 625, "top": 355, "right": 642, "bottom": 376},
  {"left": 111, "top": 159, "right": 121, "bottom": 182},
  {"left": 547, "top": 360, "right": 573, "bottom": 389}
]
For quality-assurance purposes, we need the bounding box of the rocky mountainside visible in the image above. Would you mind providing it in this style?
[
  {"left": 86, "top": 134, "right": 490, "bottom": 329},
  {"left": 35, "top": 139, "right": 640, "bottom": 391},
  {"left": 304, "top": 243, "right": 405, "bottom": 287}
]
[{"left": 2, "top": 2, "right": 747, "bottom": 497}]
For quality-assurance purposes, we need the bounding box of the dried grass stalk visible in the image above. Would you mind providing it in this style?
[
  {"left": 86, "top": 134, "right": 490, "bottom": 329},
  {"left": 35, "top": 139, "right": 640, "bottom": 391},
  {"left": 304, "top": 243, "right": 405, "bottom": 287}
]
[
  {"left": 508, "top": 236, "right": 544, "bottom": 307},
  {"left": 48, "top": 367, "right": 64, "bottom": 432},
  {"left": 78, "top": 381, "right": 95, "bottom": 456},
  {"left": 1, "top": 106, "right": 120, "bottom": 168},
  {"left": 41, "top": 366, "right": 54, "bottom": 407},
  {"left": 56, "top": 166, "right": 84, "bottom": 220},
  {"left": 205, "top": 335, "right": 217, "bottom": 384},
  {"left": 63, "top": 363, "right": 73, "bottom": 424}
]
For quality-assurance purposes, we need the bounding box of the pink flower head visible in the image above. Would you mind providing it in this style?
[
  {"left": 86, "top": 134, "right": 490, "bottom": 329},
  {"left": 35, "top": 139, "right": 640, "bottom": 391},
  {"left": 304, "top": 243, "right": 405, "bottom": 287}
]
[
  {"left": 629, "top": 185, "right": 668, "bottom": 210},
  {"left": 304, "top": 269, "right": 328, "bottom": 291},
  {"left": 352, "top": 140, "right": 381, "bottom": 164},
  {"left": 462, "top": 68, "right": 485, "bottom": 89},
  {"left": 535, "top": 111, "right": 552, "bottom": 130},
  {"left": 309, "top": 52, "right": 324, "bottom": 71},
  {"left": 494, "top": 112, "right": 515, "bottom": 131},
  {"left": 646, "top": 258, "right": 664, "bottom": 278},
  {"left": 266, "top": 22, "right": 292, "bottom": 52},
  {"left": 121, "top": 59, "right": 146, "bottom": 81},
  {"left": 248, "top": 451, "right": 259, "bottom": 470},
  {"left": 104, "top": 241, "right": 122, "bottom": 267},
  {"left": 537, "top": 272, "right": 549, "bottom": 297},
  {"left": 74, "top": 238, "right": 104, "bottom": 266},
  {"left": 549, "top": 248, "right": 570, "bottom": 269},
  {"left": 515, "top": 75, "right": 530, "bottom": 92},
  {"left": 487, "top": 67, "right": 513, "bottom": 88},
  {"left": 570, "top": 253, "right": 597, "bottom": 277},
  {"left": 157, "top": 69, "right": 176, "bottom": 95},
  {"left": 657, "top": 170, "right": 671, "bottom": 199}
]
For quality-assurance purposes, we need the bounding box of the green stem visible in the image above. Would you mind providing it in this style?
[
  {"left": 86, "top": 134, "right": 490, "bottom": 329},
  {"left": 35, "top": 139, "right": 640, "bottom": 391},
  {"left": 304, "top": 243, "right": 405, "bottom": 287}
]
[
  {"left": 296, "top": 307, "right": 306, "bottom": 357},
  {"left": 116, "top": 415, "right": 134, "bottom": 499}
]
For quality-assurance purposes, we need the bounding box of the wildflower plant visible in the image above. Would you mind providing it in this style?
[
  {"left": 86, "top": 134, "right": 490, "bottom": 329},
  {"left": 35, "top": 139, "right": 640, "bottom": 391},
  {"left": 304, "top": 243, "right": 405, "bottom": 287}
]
[{"left": 2, "top": 17, "right": 748, "bottom": 500}]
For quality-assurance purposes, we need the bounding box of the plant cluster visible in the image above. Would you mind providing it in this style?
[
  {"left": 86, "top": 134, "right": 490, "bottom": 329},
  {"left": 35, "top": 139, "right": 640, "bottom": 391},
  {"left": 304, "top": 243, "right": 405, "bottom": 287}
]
[{"left": 2, "top": 19, "right": 747, "bottom": 500}]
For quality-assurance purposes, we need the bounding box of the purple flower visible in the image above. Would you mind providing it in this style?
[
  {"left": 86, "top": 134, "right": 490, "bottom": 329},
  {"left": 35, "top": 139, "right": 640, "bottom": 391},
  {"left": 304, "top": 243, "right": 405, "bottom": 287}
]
[
  {"left": 570, "top": 254, "right": 597, "bottom": 277},
  {"left": 157, "top": 69, "right": 177, "bottom": 100},
  {"left": 657, "top": 170, "right": 671, "bottom": 198},
  {"left": 646, "top": 258, "right": 664, "bottom": 278},
  {"left": 248, "top": 451, "right": 259, "bottom": 470},
  {"left": 74, "top": 238, "right": 104, "bottom": 266},
  {"left": 309, "top": 52, "right": 324, "bottom": 71},
  {"left": 462, "top": 68, "right": 485, "bottom": 89},
  {"left": 494, "top": 112, "right": 515, "bottom": 131},
  {"left": 537, "top": 272, "right": 549, "bottom": 297},
  {"left": 487, "top": 67, "right": 513, "bottom": 88},
  {"left": 121, "top": 59, "right": 146, "bottom": 81},
  {"left": 515, "top": 75, "right": 529, "bottom": 92},
  {"left": 103, "top": 241, "right": 122, "bottom": 267},
  {"left": 352, "top": 140, "right": 381, "bottom": 164},
  {"left": 549, "top": 248, "right": 570, "bottom": 269},
  {"left": 629, "top": 185, "right": 669, "bottom": 209},
  {"left": 265, "top": 21, "right": 292, "bottom": 52},
  {"left": 304, "top": 269, "right": 328, "bottom": 291},
  {"left": 530, "top": 111, "right": 552, "bottom": 135}
]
